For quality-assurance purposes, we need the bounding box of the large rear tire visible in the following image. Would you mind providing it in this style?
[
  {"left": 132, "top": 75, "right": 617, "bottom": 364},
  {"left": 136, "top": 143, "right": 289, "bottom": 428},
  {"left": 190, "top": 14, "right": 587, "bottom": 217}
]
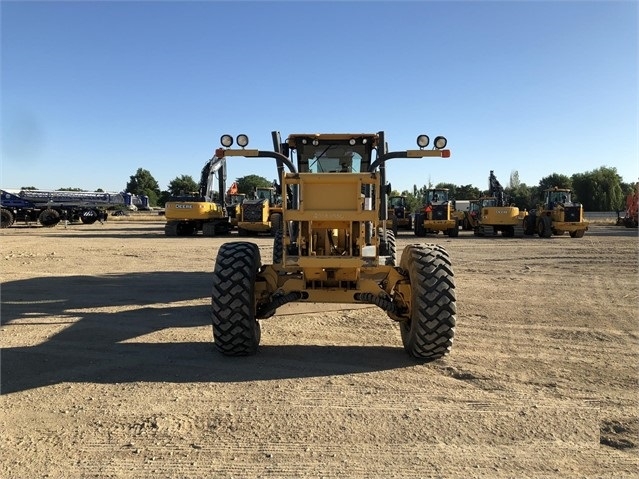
[
  {"left": 211, "top": 242, "right": 262, "bottom": 356},
  {"left": 399, "top": 244, "right": 456, "bottom": 360},
  {"left": 80, "top": 209, "right": 98, "bottom": 224},
  {"left": 1, "top": 208, "right": 15, "bottom": 228},
  {"left": 39, "top": 208, "right": 60, "bottom": 227}
]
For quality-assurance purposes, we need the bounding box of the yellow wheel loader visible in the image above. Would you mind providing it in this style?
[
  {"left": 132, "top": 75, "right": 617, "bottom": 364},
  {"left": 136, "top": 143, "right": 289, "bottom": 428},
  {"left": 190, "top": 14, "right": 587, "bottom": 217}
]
[
  {"left": 414, "top": 188, "right": 459, "bottom": 237},
  {"left": 385, "top": 195, "right": 413, "bottom": 235},
  {"left": 210, "top": 131, "right": 456, "bottom": 360},
  {"left": 523, "top": 187, "right": 589, "bottom": 238},
  {"left": 237, "top": 186, "right": 283, "bottom": 237}
]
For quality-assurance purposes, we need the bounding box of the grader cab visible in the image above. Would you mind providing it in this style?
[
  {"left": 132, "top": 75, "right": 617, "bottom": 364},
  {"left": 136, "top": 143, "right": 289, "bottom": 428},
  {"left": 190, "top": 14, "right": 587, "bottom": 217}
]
[{"left": 210, "top": 131, "right": 456, "bottom": 360}]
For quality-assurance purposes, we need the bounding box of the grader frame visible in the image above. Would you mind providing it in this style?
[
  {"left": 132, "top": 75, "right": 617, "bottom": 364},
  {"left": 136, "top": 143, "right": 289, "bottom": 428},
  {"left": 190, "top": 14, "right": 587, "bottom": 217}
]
[{"left": 210, "top": 131, "right": 456, "bottom": 360}]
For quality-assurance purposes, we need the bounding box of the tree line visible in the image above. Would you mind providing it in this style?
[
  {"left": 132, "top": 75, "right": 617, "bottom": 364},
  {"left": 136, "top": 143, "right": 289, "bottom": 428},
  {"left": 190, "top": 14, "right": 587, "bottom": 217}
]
[{"left": 23, "top": 164, "right": 633, "bottom": 212}]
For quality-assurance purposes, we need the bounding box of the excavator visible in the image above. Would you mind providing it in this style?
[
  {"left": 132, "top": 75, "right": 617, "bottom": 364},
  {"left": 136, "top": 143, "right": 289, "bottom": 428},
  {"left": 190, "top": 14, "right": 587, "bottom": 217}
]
[
  {"left": 473, "top": 171, "right": 527, "bottom": 237},
  {"left": 164, "top": 154, "right": 232, "bottom": 236}
]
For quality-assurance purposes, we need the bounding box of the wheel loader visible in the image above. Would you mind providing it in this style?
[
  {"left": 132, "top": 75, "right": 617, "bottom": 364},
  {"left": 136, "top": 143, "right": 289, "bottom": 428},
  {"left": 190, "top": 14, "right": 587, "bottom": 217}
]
[
  {"left": 210, "top": 131, "right": 456, "bottom": 360},
  {"left": 237, "top": 186, "right": 283, "bottom": 236},
  {"left": 385, "top": 195, "right": 413, "bottom": 234},
  {"left": 413, "top": 187, "right": 459, "bottom": 237},
  {"left": 523, "top": 187, "right": 589, "bottom": 238}
]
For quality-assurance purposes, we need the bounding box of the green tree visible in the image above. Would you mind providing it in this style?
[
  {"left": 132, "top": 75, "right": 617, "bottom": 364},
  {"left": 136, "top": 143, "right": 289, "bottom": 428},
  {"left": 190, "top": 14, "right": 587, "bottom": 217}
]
[
  {"left": 167, "top": 175, "right": 199, "bottom": 196},
  {"left": 236, "top": 175, "right": 272, "bottom": 195},
  {"left": 455, "top": 184, "right": 482, "bottom": 200},
  {"left": 57, "top": 187, "right": 86, "bottom": 191},
  {"left": 505, "top": 183, "right": 539, "bottom": 210},
  {"left": 126, "top": 168, "right": 161, "bottom": 207},
  {"left": 538, "top": 173, "right": 572, "bottom": 192},
  {"left": 20, "top": 186, "right": 37, "bottom": 190},
  {"left": 509, "top": 170, "right": 521, "bottom": 189},
  {"left": 571, "top": 166, "right": 624, "bottom": 211}
]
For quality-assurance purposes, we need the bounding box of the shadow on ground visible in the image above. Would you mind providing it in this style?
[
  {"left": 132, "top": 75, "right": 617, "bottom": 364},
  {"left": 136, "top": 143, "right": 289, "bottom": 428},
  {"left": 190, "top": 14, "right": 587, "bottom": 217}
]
[{"left": 1, "top": 272, "right": 416, "bottom": 394}]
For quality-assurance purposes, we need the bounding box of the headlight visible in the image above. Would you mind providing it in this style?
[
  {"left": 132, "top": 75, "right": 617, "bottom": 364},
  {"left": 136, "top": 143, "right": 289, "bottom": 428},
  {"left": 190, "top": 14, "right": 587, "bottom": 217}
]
[
  {"left": 312, "top": 139, "right": 319, "bottom": 146},
  {"left": 349, "top": 138, "right": 356, "bottom": 146},
  {"left": 220, "top": 134, "right": 233, "bottom": 147},
  {"left": 416, "top": 135, "right": 430, "bottom": 148},
  {"left": 236, "top": 134, "right": 249, "bottom": 147},
  {"left": 434, "top": 136, "right": 447, "bottom": 149}
]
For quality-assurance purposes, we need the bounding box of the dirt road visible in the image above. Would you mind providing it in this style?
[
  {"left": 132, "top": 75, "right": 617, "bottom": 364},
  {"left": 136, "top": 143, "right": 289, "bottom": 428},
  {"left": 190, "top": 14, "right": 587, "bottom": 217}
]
[{"left": 1, "top": 221, "right": 637, "bottom": 478}]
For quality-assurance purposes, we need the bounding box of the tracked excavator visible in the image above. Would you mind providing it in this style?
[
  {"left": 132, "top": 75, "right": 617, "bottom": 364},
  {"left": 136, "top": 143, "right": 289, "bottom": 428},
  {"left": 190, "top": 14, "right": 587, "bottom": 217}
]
[
  {"left": 474, "top": 171, "right": 527, "bottom": 237},
  {"left": 164, "top": 154, "right": 232, "bottom": 236}
]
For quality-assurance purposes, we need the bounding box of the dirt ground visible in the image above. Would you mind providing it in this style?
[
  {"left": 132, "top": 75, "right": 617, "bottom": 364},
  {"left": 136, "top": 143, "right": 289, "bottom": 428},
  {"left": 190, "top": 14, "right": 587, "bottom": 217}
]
[{"left": 1, "top": 219, "right": 637, "bottom": 478}]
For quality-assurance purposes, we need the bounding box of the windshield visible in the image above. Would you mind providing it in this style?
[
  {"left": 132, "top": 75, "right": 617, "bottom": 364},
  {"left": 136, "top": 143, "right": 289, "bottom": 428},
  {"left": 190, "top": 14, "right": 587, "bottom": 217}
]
[
  {"left": 425, "top": 190, "right": 449, "bottom": 203},
  {"left": 389, "top": 197, "right": 405, "bottom": 208},
  {"left": 547, "top": 190, "right": 571, "bottom": 204},
  {"left": 306, "top": 145, "right": 364, "bottom": 173}
]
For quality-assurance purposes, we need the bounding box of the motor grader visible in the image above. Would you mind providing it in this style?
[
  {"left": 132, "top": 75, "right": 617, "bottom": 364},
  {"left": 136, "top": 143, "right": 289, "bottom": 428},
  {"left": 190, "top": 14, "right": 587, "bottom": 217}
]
[
  {"left": 210, "top": 131, "right": 456, "bottom": 360},
  {"left": 523, "top": 187, "right": 589, "bottom": 238}
]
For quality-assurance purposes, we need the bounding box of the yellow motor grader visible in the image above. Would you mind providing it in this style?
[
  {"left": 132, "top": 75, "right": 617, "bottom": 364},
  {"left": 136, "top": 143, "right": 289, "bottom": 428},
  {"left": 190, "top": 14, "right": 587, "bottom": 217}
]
[{"left": 210, "top": 131, "right": 456, "bottom": 360}]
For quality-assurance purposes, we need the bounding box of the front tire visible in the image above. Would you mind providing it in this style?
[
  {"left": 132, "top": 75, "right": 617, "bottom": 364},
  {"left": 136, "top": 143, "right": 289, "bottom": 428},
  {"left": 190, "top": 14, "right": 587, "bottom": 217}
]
[
  {"left": 538, "top": 215, "right": 552, "bottom": 238},
  {"left": 414, "top": 213, "right": 426, "bottom": 237},
  {"left": 399, "top": 244, "right": 456, "bottom": 360},
  {"left": 378, "top": 228, "right": 397, "bottom": 266},
  {"left": 211, "top": 242, "right": 262, "bottom": 356}
]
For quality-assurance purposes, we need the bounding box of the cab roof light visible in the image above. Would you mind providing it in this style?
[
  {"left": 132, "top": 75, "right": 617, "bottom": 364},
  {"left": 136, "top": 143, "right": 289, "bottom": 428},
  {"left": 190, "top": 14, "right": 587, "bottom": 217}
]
[
  {"left": 220, "top": 134, "right": 233, "bottom": 147},
  {"left": 434, "top": 136, "right": 447, "bottom": 149},
  {"left": 236, "top": 134, "right": 249, "bottom": 148},
  {"left": 416, "top": 135, "right": 430, "bottom": 149}
]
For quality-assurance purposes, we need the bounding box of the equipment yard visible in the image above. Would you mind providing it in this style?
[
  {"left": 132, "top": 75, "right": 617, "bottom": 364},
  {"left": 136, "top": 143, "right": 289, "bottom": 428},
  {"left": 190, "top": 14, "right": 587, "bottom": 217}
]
[{"left": 1, "top": 220, "right": 637, "bottom": 478}]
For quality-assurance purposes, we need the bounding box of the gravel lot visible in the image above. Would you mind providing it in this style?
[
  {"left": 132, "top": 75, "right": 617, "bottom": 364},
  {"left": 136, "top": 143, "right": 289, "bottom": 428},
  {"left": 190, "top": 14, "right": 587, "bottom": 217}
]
[{"left": 1, "top": 220, "right": 638, "bottom": 478}]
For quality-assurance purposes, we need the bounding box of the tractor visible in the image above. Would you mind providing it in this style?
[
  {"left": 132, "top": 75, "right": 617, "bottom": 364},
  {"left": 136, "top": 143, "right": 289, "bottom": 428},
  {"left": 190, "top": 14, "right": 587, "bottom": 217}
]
[
  {"left": 524, "top": 187, "right": 589, "bottom": 238},
  {"left": 414, "top": 188, "right": 460, "bottom": 237},
  {"left": 210, "top": 131, "right": 456, "bottom": 360}
]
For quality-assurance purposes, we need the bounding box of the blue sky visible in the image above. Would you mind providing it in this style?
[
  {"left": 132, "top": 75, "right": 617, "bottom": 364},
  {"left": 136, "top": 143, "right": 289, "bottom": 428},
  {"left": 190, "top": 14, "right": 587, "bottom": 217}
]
[{"left": 2, "top": 0, "right": 637, "bottom": 195}]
